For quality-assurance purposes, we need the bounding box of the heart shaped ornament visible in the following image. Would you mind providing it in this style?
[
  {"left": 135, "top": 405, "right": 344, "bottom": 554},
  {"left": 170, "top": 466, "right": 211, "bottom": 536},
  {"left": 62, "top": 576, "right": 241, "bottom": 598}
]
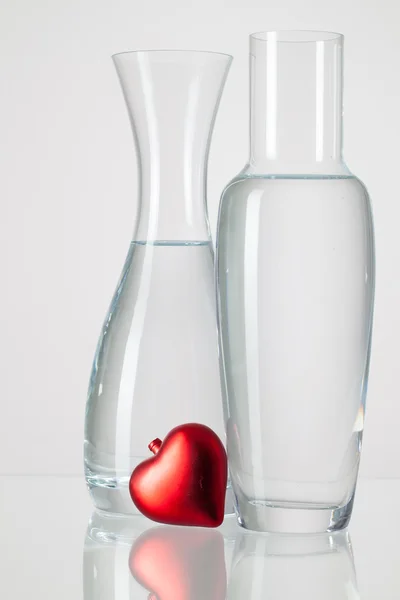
[{"left": 129, "top": 423, "right": 227, "bottom": 527}]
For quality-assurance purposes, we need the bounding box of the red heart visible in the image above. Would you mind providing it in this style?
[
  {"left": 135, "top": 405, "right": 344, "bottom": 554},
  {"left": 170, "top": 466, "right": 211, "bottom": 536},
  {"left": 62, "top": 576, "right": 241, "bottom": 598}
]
[
  {"left": 129, "top": 423, "right": 227, "bottom": 527},
  {"left": 129, "top": 526, "right": 227, "bottom": 600}
]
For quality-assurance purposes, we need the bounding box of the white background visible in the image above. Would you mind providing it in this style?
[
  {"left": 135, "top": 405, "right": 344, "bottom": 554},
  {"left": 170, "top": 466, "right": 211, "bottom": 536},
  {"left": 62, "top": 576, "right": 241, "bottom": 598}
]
[{"left": 1, "top": 0, "right": 398, "bottom": 476}]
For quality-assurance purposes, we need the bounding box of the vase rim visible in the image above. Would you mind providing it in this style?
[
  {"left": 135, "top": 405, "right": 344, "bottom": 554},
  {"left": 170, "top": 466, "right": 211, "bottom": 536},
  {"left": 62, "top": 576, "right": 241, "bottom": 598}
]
[
  {"left": 250, "top": 30, "right": 344, "bottom": 43},
  {"left": 112, "top": 49, "right": 233, "bottom": 60}
]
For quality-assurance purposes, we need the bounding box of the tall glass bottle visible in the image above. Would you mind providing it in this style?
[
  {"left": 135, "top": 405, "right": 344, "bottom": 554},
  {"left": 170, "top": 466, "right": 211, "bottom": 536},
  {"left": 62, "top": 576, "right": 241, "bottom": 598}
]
[
  {"left": 85, "top": 50, "right": 232, "bottom": 514},
  {"left": 217, "top": 31, "right": 375, "bottom": 532}
]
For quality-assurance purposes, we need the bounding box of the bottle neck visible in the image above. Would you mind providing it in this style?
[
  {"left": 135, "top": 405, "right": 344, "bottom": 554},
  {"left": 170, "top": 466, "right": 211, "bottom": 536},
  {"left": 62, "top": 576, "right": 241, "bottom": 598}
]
[
  {"left": 134, "top": 125, "right": 210, "bottom": 242},
  {"left": 248, "top": 31, "right": 347, "bottom": 175},
  {"left": 113, "top": 50, "right": 232, "bottom": 242}
]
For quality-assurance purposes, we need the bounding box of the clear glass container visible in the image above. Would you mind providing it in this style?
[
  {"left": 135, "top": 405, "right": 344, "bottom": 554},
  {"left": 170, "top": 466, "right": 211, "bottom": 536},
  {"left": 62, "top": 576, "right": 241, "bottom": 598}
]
[
  {"left": 216, "top": 31, "right": 375, "bottom": 532},
  {"left": 228, "top": 530, "right": 359, "bottom": 600},
  {"left": 84, "top": 50, "right": 233, "bottom": 514}
]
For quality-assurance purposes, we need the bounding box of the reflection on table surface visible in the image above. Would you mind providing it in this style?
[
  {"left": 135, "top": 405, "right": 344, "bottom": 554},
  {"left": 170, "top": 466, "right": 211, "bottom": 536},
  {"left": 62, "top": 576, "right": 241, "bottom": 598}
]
[
  {"left": 84, "top": 511, "right": 358, "bottom": 600},
  {"left": 1, "top": 478, "right": 400, "bottom": 599},
  {"left": 84, "top": 511, "right": 234, "bottom": 600},
  {"left": 228, "top": 530, "right": 358, "bottom": 600}
]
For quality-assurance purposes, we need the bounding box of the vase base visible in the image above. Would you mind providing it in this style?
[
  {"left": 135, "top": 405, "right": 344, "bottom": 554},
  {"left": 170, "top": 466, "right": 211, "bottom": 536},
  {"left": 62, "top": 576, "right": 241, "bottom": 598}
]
[
  {"left": 87, "top": 473, "right": 140, "bottom": 515},
  {"left": 236, "top": 496, "right": 354, "bottom": 534},
  {"left": 86, "top": 470, "right": 235, "bottom": 518}
]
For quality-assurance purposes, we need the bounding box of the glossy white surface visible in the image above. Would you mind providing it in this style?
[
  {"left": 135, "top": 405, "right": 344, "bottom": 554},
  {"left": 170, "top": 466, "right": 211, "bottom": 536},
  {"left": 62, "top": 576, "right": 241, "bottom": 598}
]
[{"left": 0, "top": 477, "right": 398, "bottom": 599}]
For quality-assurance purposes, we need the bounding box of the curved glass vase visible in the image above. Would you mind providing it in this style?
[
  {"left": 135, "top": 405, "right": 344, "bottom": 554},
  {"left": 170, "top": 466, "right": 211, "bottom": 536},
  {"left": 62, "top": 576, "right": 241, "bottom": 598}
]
[
  {"left": 217, "top": 31, "right": 375, "bottom": 532},
  {"left": 85, "top": 50, "right": 232, "bottom": 514}
]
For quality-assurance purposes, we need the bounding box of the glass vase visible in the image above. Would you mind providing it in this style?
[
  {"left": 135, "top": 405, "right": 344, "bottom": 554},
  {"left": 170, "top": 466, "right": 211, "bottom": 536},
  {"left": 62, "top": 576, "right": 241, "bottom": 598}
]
[
  {"left": 85, "top": 49, "right": 233, "bottom": 514},
  {"left": 216, "top": 31, "right": 375, "bottom": 532}
]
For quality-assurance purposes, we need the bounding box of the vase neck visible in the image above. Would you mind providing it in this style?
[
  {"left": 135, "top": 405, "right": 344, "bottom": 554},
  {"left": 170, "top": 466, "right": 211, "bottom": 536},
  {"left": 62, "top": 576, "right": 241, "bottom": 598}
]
[
  {"left": 248, "top": 31, "right": 347, "bottom": 175},
  {"left": 113, "top": 51, "right": 232, "bottom": 242}
]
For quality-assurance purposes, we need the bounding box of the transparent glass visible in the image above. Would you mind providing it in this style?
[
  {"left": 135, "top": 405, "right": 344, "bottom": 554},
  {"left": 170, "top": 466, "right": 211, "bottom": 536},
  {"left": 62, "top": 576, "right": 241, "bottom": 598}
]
[
  {"left": 228, "top": 531, "right": 359, "bottom": 600},
  {"left": 84, "top": 50, "right": 233, "bottom": 514},
  {"left": 216, "top": 31, "right": 375, "bottom": 532}
]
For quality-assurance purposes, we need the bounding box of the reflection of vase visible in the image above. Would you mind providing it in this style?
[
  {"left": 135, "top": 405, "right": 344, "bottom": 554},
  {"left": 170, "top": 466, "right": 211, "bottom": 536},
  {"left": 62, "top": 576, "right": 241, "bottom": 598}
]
[
  {"left": 217, "top": 31, "right": 375, "bottom": 532},
  {"left": 83, "top": 512, "right": 228, "bottom": 600},
  {"left": 84, "top": 50, "right": 233, "bottom": 514},
  {"left": 130, "top": 526, "right": 227, "bottom": 600},
  {"left": 84, "top": 512, "right": 153, "bottom": 600},
  {"left": 228, "top": 531, "right": 359, "bottom": 600}
]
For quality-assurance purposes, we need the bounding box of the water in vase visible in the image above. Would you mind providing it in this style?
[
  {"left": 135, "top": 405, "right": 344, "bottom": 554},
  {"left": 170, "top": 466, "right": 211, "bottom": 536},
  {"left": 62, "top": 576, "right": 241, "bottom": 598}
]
[
  {"left": 85, "top": 49, "right": 233, "bottom": 514},
  {"left": 216, "top": 32, "right": 375, "bottom": 533},
  {"left": 217, "top": 175, "right": 374, "bottom": 531}
]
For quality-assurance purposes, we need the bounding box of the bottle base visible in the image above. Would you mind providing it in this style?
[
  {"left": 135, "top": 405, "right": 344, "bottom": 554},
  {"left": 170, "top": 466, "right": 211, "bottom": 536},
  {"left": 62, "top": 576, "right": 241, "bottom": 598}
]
[
  {"left": 86, "top": 472, "right": 140, "bottom": 515},
  {"left": 86, "top": 469, "right": 236, "bottom": 518},
  {"left": 236, "top": 496, "right": 354, "bottom": 534}
]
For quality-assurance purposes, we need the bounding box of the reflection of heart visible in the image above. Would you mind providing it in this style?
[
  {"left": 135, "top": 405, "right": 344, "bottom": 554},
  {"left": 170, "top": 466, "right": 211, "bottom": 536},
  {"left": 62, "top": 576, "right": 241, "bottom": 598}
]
[
  {"left": 129, "top": 423, "right": 227, "bottom": 527},
  {"left": 129, "top": 526, "right": 227, "bottom": 600}
]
